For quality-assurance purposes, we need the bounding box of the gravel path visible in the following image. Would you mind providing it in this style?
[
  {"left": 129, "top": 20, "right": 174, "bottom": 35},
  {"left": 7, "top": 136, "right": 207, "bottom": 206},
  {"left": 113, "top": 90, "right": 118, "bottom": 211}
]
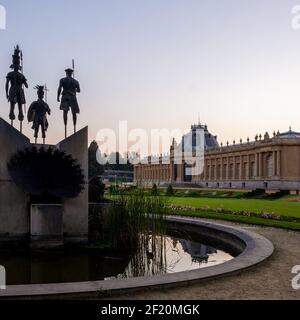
[{"left": 111, "top": 220, "right": 300, "bottom": 300}]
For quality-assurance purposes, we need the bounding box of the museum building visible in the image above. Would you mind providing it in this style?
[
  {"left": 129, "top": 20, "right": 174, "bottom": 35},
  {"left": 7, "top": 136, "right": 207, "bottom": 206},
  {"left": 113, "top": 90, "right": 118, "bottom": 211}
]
[{"left": 134, "top": 123, "right": 300, "bottom": 191}]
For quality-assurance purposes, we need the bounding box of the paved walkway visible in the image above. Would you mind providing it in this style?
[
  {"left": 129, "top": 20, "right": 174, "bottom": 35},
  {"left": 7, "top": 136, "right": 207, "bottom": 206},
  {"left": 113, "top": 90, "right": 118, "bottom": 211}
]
[{"left": 111, "top": 220, "right": 300, "bottom": 300}]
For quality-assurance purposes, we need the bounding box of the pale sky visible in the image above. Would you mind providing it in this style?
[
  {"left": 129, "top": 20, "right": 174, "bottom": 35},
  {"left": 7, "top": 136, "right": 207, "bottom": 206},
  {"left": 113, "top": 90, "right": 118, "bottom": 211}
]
[{"left": 1, "top": 0, "right": 300, "bottom": 152}]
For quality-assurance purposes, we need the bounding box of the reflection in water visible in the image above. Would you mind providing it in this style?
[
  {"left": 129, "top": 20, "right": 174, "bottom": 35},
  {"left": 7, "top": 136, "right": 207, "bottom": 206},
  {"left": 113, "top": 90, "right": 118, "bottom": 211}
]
[
  {"left": 0, "top": 234, "right": 233, "bottom": 285},
  {"left": 180, "top": 239, "right": 216, "bottom": 263},
  {"left": 108, "top": 235, "right": 233, "bottom": 280}
]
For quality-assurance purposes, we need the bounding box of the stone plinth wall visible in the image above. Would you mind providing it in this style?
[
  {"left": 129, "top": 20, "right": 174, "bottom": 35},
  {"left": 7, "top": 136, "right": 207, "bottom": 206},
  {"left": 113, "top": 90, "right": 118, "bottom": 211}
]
[
  {"left": 58, "top": 127, "right": 89, "bottom": 244},
  {"left": 31, "top": 204, "right": 63, "bottom": 249},
  {"left": 31, "top": 204, "right": 63, "bottom": 239},
  {"left": 0, "top": 118, "right": 30, "bottom": 241}
]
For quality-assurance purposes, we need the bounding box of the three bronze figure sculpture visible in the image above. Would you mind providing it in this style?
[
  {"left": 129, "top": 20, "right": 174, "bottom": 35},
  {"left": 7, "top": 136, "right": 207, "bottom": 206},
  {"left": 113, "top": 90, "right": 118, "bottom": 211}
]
[{"left": 5, "top": 45, "right": 81, "bottom": 142}]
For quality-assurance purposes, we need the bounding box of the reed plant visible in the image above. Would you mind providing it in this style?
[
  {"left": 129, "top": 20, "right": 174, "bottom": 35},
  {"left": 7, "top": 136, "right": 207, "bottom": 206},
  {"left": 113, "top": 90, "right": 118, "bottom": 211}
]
[{"left": 107, "top": 189, "right": 167, "bottom": 250}]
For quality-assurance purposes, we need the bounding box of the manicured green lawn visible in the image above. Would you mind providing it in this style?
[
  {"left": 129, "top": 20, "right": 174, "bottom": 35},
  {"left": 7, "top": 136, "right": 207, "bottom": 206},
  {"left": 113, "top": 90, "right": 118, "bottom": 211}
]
[
  {"left": 169, "top": 210, "right": 300, "bottom": 232},
  {"left": 167, "top": 197, "right": 300, "bottom": 218}
]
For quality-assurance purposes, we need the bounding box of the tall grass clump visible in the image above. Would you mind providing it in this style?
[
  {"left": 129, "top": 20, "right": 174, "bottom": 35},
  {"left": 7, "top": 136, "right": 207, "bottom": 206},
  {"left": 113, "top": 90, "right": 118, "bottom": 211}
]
[
  {"left": 108, "top": 189, "right": 167, "bottom": 250},
  {"left": 166, "top": 185, "right": 175, "bottom": 197}
]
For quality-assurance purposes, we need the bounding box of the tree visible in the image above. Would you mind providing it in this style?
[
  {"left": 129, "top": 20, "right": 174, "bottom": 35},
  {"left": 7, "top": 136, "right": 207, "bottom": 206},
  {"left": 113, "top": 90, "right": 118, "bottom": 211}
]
[
  {"left": 89, "top": 176, "right": 106, "bottom": 203},
  {"left": 88, "top": 141, "right": 104, "bottom": 179}
]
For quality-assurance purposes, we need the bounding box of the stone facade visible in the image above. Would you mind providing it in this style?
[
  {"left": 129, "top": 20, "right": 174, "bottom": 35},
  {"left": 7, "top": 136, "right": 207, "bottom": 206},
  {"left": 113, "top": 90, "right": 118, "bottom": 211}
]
[{"left": 134, "top": 124, "right": 300, "bottom": 191}]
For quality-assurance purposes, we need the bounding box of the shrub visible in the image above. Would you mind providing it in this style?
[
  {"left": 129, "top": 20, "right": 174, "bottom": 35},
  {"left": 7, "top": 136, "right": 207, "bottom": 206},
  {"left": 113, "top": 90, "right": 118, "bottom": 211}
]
[
  {"left": 89, "top": 176, "right": 106, "bottom": 203},
  {"left": 151, "top": 184, "right": 159, "bottom": 196},
  {"left": 109, "top": 185, "right": 120, "bottom": 195},
  {"left": 245, "top": 189, "right": 266, "bottom": 198},
  {"left": 166, "top": 185, "right": 174, "bottom": 196}
]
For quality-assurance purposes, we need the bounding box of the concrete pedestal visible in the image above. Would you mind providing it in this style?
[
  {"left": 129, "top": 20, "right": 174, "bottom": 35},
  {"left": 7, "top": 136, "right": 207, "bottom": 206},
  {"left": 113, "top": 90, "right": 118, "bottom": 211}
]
[
  {"left": 57, "top": 127, "right": 89, "bottom": 244},
  {"left": 30, "top": 204, "right": 63, "bottom": 249},
  {"left": 0, "top": 118, "right": 30, "bottom": 242}
]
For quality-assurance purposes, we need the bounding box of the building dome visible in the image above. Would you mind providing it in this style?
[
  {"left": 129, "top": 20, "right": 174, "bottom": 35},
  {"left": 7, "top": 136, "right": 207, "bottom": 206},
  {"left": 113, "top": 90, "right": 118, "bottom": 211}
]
[
  {"left": 277, "top": 128, "right": 300, "bottom": 140},
  {"left": 179, "top": 123, "right": 219, "bottom": 152},
  {"left": 202, "top": 125, "right": 219, "bottom": 149}
]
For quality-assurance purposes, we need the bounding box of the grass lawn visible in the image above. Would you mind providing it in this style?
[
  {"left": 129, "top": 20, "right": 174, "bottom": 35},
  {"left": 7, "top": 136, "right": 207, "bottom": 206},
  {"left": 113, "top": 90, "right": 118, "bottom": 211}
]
[
  {"left": 107, "top": 191, "right": 300, "bottom": 231},
  {"left": 167, "top": 197, "right": 300, "bottom": 218},
  {"left": 169, "top": 210, "right": 300, "bottom": 232}
]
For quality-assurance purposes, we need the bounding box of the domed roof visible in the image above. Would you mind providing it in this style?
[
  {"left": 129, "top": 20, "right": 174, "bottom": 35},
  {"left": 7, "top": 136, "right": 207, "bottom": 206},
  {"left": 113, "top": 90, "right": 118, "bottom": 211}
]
[
  {"left": 202, "top": 125, "right": 219, "bottom": 149},
  {"left": 277, "top": 128, "right": 300, "bottom": 139},
  {"left": 178, "top": 123, "right": 219, "bottom": 152}
]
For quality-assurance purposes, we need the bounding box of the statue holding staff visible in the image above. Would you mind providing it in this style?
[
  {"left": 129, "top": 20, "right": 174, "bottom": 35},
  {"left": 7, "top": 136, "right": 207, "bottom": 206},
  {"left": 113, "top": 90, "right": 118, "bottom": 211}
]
[
  {"left": 5, "top": 45, "right": 28, "bottom": 131},
  {"left": 57, "top": 66, "right": 81, "bottom": 137}
]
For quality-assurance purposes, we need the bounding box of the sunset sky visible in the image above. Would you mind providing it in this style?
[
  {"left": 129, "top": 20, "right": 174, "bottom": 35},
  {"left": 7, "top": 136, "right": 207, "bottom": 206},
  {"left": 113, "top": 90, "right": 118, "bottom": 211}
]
[{"left": 1, "top": 0, "right": 300, "bottom": 154}]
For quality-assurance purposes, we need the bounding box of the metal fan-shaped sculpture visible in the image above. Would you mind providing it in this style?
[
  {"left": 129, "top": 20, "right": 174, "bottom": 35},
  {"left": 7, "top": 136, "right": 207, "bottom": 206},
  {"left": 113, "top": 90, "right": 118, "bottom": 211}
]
[{"left": 7, "top": 147, "right": 85, "bottom": 198}]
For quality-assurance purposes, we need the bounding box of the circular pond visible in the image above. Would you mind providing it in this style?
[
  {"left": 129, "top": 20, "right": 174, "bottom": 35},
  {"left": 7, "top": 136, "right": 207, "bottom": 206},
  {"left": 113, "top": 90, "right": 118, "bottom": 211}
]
[
  {"left": 0, "top": 230, "right": 234, "bottom": 286},
  {"left": 0, "top": 218, "right": 274, "bottom": 299}
]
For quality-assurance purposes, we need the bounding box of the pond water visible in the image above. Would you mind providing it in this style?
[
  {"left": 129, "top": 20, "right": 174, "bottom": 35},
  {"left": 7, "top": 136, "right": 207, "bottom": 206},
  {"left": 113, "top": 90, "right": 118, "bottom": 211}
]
[{"left": 0, "top": 232, "right": 234, "bottom": 285}]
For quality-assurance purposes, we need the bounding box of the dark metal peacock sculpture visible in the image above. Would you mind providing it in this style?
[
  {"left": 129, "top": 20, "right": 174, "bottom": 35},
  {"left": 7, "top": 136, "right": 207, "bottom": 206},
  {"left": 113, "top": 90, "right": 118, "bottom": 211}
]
[{"left": 7, "top": 147, "right": 85, "bottom": 199}]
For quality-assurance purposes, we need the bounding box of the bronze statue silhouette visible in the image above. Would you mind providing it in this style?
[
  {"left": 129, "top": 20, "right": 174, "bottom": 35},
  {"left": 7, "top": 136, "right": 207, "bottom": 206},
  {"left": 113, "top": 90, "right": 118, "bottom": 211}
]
[
  {"left": 28, "top": 85, "right": 51, "bottom": 144},
  {"left": 57, "top": 67, "right": 81, "bottom": 137},
  {"left": 5, "top": 45, "right": 28, "bottom": 132}
]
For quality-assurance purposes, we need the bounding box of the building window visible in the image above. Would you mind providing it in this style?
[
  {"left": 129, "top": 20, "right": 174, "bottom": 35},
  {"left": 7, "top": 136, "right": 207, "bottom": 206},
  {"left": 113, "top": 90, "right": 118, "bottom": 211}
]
[
  {"left": 217, "top": 165, "right": 221, "bottom": 180},
  {"left": 266, "top": 155, "right": 273, "bottom": 178},
  {"left": 229, "top": 182, "right": 232, "bottom": 188},
  {"left": 211, "top": 165, "right": 215, "bottom": 180},
  {"left": 229, "top": 164, "right": 233, "bottom": 180},
  {"left": 250, "top": 162, "right": 255, "bottom": 179},
  {"left": 242, "top": 163, "right": 247, "bottom": 180},
  {"left": 242, "top": 182, "right": 246, "bottom": 188},
  {"left": 235, "top": 163, "right": 240, "bottom": 180},
  {"left": 223, "top": 164, "right": 227, "bottom": 180}
]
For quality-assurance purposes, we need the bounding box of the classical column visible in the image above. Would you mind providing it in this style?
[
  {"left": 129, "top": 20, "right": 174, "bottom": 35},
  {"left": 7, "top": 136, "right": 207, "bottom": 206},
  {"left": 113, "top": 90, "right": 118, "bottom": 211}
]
[
  {"left": 226, "top": 157, "right": 230, "bottom": 180},
  {"left": 233, "top": 157, "right": 236, "bottom": 180},
  {"left": 239, "top": 155, "right": 243, "bottom": 180},
  {"left": 272, "top": 151, "right": 276, "bottom": 177},
  {"left": 261, "top": 152, "right": 264, "bottom": 178},
  {"left": 258, "top": 153, "right": 263, "bottom": 178},
  {"left": 255, "top": 153, "right": 259, "bottom": 178},
  {"left": 220, "top": 157, "right": 223, "bottom": 180},
  {"left": 214, "top": 159, "right": 217, "bottom": 181},
  {"left": 277, "top": 150, "right": 281, "bottom": 177},
  {"left": 247, "top": 155, "right": 251, "bottom": 180}
]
